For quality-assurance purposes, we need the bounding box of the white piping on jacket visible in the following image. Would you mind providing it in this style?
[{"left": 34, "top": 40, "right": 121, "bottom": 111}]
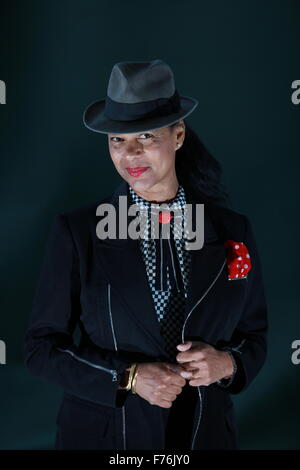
[
  {"left": 108, "top": 283, "right": 118, "bottom": 351},
  {"left": 167, "top": 237, "right": 180, "bottom": 292},
  {"left": 107, "top": 282, "right": 126, "bottom": 451},
  {"left": 56, "top": 347, "right": 118, "bottom": 381},
  {"left": 160, "top": 236, "right": 163, "bottom": 291},
  {"left": 181, "top": 258, "right": 227, "bottom": 450},
  {"left": 122, "top": 406, "right": 126, "bottom": 451}
]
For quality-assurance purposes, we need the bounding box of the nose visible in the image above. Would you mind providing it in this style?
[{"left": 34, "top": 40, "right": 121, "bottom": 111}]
[{"left": 123, "top": 139, "right": 143, "bottom": 158}]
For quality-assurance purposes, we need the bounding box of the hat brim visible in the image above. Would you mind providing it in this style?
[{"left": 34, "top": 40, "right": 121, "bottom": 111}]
[{"left": 83, "top": 95, "right": 198, "bottom": 134}]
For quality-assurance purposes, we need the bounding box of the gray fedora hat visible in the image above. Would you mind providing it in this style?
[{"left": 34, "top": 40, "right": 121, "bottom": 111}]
[{"left": 83, "top": 59, "right": 198, "bottom": 134}]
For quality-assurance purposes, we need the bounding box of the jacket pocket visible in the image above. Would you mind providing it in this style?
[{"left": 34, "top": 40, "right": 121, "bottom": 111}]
[{"left": 56, "top": 393, "right": 115, "bottom": 448}]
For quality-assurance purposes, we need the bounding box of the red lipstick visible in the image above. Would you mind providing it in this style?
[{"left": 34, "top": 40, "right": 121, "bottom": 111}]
[{"left": 126, "top": 167, "right": 149, "bottom": 177}]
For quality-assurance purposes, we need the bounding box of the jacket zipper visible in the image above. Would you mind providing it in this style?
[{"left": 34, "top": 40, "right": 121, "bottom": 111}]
[
  {"left": 56, "top": 347, "right": 118, "bottom": 381},
  {"left": 107, "top": 282, "right": 126, "bottom": 451},
  {"left": 181, "top": 257, "right": 227, "bottom": 450}
]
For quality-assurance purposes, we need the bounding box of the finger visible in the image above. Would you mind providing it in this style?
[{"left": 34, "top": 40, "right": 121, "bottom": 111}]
[
  {"left": 179, "top": 366, "right": 197, "bottom": 379},
  {"left": 164, "top": 363, "right": 185, "bottom": 374},
  {"left": 176, "top": 348, "right": 206, "bottom": 363},
  {"left": 163, "top": 392, "right": 178, "bottom": 401},
  {"left": 169, "top": 368, "right": 192, "bottom": 379},
  {"left": 165, "top": 363, "right": 192, "bottom": 378},
  {"left": 189, "top": 365, "right": 209, "bottom": 379},
  {"left": 181, "top": 368, "right": 199, "bottom": 379},
  {"left": 181, "top": 361, "right": 204, "bottom": 372},
  {"left": 160, "top": 400, "right": 173, "bottom": 408},
  {"left": 189, "top": 378, "right": 211, "bottom": 386},
  {"left": 180, "top": 370, "right": 193, "bottom": 378},
  {"left": 186, "top": 367, "right": 210, "bottom": 383},
  {"left": 182, "top": 365, "right": 199, "bottom": 372},
  {"left": 169, "top": 386, "right": 184, "bottom": 395},
  {"left": 176, "top": 352, "right": 198, "bottom": 363},
  {"left": 176, "top": 341, "right": 193, "bottom": 351}
]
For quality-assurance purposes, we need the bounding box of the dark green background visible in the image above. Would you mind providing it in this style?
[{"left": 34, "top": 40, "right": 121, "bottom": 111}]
[{"left": 0, "top": 0, "right": 299, "bottom": 450}]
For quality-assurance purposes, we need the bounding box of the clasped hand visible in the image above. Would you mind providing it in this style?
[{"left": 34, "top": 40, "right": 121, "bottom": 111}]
[
  {"left": 131, "top": 341, "right": 235, "bottom": 408},
  {"left": 173, "top": 340, "right": 234, "bottom": 386}
]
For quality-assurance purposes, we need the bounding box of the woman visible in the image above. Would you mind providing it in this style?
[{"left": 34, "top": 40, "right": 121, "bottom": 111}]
[{"left": 23, "top": 59, "right": 268, "bottom": 450}]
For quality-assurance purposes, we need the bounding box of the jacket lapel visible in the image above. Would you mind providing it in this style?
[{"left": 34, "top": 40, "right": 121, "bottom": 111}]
[
  {"left": 95, "top": 181, "right": 166, "bottom": 355},
  {"left": 95, "top": 180, "right": 227, "bottom": 355},
  {"left": 183, "top": 187, "right": 227, "bottom": 319}
]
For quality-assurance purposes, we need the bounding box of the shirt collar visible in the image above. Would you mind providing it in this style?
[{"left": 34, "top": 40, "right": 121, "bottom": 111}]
[
  {"left": 128, "top": 184, "right": 189, "bottom": 241},
  {"left": 128, "top": 184, "right": 187, "bottom": 210}
]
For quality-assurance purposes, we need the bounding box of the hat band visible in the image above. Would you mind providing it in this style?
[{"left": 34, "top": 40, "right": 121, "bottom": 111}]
[{"left": 103, "top": 89, "right": 181, "bottom": 122}]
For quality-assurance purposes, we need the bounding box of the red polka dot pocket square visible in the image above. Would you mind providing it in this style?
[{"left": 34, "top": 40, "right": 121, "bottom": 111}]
[{"left": 224, "top": 240, "right": 252, "bottom": 280}]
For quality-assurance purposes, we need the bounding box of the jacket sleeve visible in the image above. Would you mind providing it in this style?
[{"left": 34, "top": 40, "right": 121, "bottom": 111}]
[
  {"left": 23, "top": 213, "right": 133, "bottom": 408},
  {"left": 216, "top": 214, "right": 269, "bottom": 394}
]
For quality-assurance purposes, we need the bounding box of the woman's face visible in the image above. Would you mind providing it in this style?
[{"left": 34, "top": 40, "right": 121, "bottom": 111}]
[{"left": 107, "top": 121, "right": 185, "bottom": 199}]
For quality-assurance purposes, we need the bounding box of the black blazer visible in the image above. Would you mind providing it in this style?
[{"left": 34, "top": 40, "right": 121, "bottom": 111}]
[{"left": 23, "top": 180, "right": 268, "bottom": 450}]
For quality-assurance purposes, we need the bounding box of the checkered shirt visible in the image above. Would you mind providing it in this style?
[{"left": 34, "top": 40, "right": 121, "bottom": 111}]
[{"left": 128, "top": 184, "right": 192, "bottom": 361}]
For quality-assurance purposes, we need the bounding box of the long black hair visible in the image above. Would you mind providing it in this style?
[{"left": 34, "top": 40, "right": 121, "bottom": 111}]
[{"left": 170, "top": 121, "right": 232, "bottom": 208}]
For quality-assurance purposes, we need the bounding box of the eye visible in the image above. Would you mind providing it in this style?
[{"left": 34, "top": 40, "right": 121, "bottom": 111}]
[
  {"left": 138, "top": 133, "right": 153, "bottom": 139},
  {"left": 110, "top": 133, "right": 154, "bottom": 143}
]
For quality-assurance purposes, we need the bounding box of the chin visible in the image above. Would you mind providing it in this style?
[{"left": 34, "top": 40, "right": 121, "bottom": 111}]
[
  {"left": 124, "top": 174, "right": 154, "bottom": 190},
  {"left": 131, "top": 178, "right": 155, "bottom": 190}
]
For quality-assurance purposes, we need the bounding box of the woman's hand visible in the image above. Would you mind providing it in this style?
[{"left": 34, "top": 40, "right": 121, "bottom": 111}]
[
  {"left": 175, "top": 341, "right": 234, "bottom": 386},
  {"left": 133, "top": 362, "right": 188, "bottom": 408}
]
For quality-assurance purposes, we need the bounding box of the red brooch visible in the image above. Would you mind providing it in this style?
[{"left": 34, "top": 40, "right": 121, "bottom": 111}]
[
  {"left": 158, "top": 211, "right": 173, "bottom": 224},
  {"left": 224, "top": 240, "right": 252, "bottom": 280}
]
